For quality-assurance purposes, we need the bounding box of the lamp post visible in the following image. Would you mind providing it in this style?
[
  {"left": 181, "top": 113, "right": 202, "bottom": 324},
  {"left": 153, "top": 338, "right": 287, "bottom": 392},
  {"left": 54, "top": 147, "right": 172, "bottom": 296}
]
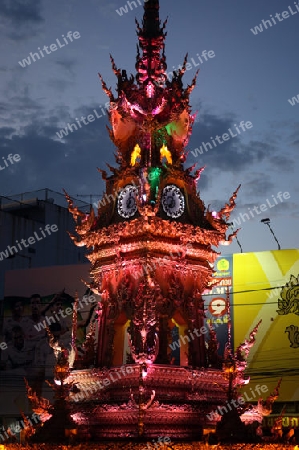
[{"left": 260, "top": 218, "right": 281, "bottom": 250}]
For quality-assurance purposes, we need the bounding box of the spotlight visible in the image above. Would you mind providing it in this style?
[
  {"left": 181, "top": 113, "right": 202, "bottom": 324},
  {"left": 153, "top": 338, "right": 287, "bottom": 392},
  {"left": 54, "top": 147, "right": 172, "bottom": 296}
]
[{"left": 260, "top": 218, "right": 281, "bottom": 250}]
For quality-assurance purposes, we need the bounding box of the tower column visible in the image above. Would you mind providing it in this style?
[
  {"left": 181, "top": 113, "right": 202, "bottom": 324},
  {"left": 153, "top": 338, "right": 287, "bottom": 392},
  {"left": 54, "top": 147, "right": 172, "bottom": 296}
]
[
  {"left": 156, "top": 314, "right": 170, "bottom": 364},
  {"left": 188, "top": 292, "right": 206, "bottom": 367},
  {"left": 96, "top": 294, "right": 114, "bottom": 366}
]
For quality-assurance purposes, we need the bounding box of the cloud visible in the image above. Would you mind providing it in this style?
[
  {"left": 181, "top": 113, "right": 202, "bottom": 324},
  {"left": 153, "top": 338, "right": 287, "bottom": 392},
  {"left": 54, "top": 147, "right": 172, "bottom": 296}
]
[
  {"left": 185, "top": 109, "right": 299, "bottom": 216},
  {"left": 54, "top": 58, "right": 77, "bottom": 76},
  {"left": 270, "top": 154, "right": 294, "bottom": 172},
  {"left": 232, "top": 198, "right": 296, "bottom": 221},
  {"left": 242, "top": 175, "right": 275, "bottom": 198},
  {"left": 91, "top": 0, "right": 121, "bottom": 18},
  {"left": 289, "top": 121, "right": 299, "bottom": 148},
  {"left": 0, "top": 0, "right": 44, "bottom": 40},
  {"left": 0, "top": 0, "right": 43, "bottom": 23},
  {"left": 0, "top": 96, "right": 115, "bottom": 198},
  {"left": 0, "top": 91, "right": 297, "bottom": 226},
  {"left": 188, "top": 112, "right": 271, "bottom": 173},
  {"left": 48, "top": 78, "right": 74, "bottom": 93},
  {"left": 0, "top": 126, "right": 16, "bottom": 138},
  {"left": 0, "top": 92, "right": 44, "bottom": 128}
]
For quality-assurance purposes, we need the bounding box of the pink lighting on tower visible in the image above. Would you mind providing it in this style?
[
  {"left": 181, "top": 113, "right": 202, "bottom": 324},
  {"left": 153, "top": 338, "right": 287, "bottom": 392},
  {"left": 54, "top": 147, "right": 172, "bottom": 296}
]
[
  {"left": 146, "top": 81, "right": 155, "bottom": 98},
  {"left": 62, "top": 0, "right": 244, "bottom": 440}
]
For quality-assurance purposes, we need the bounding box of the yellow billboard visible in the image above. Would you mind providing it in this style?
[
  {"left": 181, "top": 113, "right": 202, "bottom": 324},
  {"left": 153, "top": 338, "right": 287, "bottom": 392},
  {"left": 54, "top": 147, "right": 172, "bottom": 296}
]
[{"left": 233, "top": 249, "right": 299, "bottom": 402}]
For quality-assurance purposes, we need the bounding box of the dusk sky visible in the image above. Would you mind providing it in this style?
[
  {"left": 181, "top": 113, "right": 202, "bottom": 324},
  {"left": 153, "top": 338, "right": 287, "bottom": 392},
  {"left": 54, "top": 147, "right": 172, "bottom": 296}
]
[{"left": 1, "top": 0, "right": 298, "bottom": 255}]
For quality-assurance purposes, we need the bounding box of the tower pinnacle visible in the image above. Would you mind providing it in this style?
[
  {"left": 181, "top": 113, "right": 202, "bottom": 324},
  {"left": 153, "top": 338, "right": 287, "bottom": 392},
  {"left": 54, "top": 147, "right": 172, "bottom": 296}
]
[
  {"left": 135, "top": 0, "right": 167, "bottom": 85},
  {"left": 140, "top": 0, "right": 162, "bottom": 38}
]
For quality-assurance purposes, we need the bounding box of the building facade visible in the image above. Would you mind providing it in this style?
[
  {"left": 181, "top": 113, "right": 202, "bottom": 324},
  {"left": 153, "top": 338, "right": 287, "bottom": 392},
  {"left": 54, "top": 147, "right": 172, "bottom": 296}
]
[{"left": 0, "top": 188, "right": 89, "bottom": 299}]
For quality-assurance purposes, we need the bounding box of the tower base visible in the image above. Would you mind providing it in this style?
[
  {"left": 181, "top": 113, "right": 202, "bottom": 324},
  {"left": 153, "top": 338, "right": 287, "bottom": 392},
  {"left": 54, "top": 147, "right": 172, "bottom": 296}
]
[{"left": 67, "top": 364, "right": 228, "bottom": 440}]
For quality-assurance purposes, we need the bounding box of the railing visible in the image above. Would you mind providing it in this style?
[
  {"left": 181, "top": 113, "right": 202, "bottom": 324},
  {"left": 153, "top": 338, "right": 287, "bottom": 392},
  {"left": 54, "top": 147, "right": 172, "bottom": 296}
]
[{"left": 0, "top": 188, "right": 91, "bottom": 213}]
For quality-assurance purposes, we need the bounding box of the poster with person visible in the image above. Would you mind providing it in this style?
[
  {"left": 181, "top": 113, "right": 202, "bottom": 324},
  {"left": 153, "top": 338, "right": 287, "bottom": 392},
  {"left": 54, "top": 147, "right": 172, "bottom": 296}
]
[{"left": 0, "top": 290, "right": 97, "bottom": 416}]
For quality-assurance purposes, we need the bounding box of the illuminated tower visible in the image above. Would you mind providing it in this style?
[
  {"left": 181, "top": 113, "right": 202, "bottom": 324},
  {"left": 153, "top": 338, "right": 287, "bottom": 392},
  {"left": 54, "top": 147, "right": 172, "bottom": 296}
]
[{"left": 66, "top": 0, "right": 239, "bottom": 440}]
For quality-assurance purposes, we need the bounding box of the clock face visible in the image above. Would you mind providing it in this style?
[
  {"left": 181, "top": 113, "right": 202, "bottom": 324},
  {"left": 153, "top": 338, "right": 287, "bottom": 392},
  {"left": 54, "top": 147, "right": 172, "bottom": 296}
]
[
  {"left": 161, "top": 185, "right": 185, "bottom": 218},
  {"left": 117, "top": 185, "right": 138, "bottom": 218}
]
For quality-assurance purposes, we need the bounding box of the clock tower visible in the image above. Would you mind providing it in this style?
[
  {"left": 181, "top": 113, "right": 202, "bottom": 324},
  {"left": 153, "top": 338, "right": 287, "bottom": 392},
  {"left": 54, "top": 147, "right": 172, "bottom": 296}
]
[{"left": 66, "top": 0, "right": 240, "bottom": 440}]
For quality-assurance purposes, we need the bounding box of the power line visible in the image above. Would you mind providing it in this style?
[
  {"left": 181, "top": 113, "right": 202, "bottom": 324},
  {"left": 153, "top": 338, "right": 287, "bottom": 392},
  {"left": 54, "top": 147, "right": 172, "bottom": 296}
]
[{"left": 202, "top": 284, "right": 298, "bottom": 305}]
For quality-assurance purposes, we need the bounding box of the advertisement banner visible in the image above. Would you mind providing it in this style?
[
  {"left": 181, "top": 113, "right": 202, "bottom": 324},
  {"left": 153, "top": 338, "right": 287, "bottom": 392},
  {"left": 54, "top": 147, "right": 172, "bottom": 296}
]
[
  {"left": 233, "top": 249, "right": 299, "bottom": 403},
  {"left": 0, "top": 264, "right": 97, "bottom": 419},
  {"left": 203, "top": 255, "right": 233, "bottom": 356}
]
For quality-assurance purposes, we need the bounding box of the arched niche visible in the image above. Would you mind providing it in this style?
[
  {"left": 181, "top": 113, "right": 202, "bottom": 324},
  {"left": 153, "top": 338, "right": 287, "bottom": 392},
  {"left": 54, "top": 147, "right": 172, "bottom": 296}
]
[{"left": 112, "top": 311, "right": 131, "bottom": 366}]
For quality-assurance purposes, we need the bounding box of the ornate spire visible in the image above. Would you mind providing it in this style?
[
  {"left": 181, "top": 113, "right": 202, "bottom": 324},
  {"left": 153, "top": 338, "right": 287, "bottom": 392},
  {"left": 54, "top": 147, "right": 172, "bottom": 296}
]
[
  {"left": 96, "top": 0, "right": 203, "bottom": 170},
  {"left": 139, "top": 0, "right": 164, "bottom": 38},
  {"left": 135, "top": 0, "right": 167, "bottom": 85}
]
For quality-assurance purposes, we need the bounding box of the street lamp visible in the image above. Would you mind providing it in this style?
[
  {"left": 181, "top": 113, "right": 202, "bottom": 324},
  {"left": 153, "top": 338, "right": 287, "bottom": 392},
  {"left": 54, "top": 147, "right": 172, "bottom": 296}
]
[{"left": 260, "top": 218, "right": 281, "bottom": 250}]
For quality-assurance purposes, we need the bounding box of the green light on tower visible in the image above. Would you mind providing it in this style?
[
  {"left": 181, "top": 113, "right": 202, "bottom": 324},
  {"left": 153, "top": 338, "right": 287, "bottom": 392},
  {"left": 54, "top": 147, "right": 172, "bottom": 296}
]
[{"left": 148, "top": 167, "right": 162, "bottom": 202}]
